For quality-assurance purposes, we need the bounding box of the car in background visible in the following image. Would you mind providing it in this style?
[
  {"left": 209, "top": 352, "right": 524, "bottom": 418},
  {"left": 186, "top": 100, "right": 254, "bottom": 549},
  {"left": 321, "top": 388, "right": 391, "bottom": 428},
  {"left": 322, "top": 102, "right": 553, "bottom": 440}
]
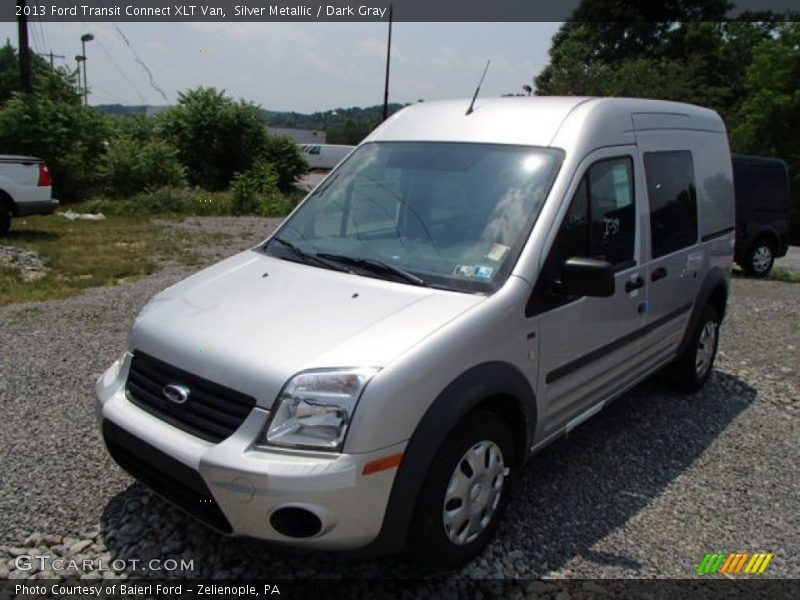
[
  {"left": 732, "top": 154, "right": 792, "bottom": 276},
  {"left": 0, "top": 154, "right": 59, "bottom": 236},
  {"left": 299, "top": 144, "right": 355, "bottom": 170}
]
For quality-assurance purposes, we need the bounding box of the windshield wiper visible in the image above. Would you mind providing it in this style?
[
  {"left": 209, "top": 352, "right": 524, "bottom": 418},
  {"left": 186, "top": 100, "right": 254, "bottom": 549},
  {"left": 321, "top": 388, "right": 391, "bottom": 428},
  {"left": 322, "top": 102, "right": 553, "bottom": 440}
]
[
  {"left": 316, "top": 253, "right": 429, "bottom": 287},
  {"left": 269, "top": 237, "right": 350, "bottom": 272}
]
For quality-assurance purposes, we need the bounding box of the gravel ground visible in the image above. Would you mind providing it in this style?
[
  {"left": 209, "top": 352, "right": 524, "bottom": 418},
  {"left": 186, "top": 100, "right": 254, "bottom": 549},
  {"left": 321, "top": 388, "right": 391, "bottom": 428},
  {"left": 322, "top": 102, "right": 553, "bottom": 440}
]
[
  {"left": 774, "top": 245, "right": 800, "bottom": 273},
  {"left": 0, "top": 216, "right": 798, "bottom": 584}
]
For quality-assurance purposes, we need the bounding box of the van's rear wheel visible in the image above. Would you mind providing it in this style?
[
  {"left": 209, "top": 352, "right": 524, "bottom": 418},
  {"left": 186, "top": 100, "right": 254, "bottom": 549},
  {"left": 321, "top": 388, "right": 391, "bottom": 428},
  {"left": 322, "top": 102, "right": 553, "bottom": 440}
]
[
  {"left": 669, "top": 305, "right": 720, "bottom": 393},
  {"left": 407, "top": 410, "right": 514, "bottom": 569},
  {"left": 744, "top": 239, "right": 775, "bottom": 276}
]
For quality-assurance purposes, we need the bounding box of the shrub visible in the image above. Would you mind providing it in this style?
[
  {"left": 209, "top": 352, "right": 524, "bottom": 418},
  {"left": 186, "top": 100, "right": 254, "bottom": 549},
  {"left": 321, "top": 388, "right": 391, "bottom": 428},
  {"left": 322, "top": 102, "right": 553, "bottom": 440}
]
[
  {"left": 229, "top": 161, "right": 279, "bottom": 215},
  {"left": 158, "top": 87, "right": 268, "bottom": 190},
  {"left": 99, "top": 137, "right": 187, "bottom": 197},
  {"left": 261, "top": 135, "right": 308, "bottom": 189}
]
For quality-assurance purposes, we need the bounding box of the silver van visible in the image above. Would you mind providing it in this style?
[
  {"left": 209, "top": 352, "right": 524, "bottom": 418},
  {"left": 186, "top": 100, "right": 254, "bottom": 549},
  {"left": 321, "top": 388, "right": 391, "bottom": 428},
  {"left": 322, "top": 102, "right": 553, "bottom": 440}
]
[{"left": 96, "top": 97, "right": 735, "bottom": 567}]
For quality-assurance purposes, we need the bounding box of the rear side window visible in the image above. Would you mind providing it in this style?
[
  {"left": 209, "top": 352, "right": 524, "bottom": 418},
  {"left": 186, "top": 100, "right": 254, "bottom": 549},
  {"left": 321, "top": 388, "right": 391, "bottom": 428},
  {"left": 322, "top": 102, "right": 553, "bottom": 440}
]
[{"left": 644, "top": 151, "right": 698, "bottom": 258}]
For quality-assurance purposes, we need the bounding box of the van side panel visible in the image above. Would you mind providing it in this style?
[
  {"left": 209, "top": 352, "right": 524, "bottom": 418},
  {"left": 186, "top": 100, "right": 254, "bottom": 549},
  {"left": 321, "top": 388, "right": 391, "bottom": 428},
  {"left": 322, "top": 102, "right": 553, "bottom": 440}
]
[{"left": 693, "top": 134, "right": 736, "bottom": 241}]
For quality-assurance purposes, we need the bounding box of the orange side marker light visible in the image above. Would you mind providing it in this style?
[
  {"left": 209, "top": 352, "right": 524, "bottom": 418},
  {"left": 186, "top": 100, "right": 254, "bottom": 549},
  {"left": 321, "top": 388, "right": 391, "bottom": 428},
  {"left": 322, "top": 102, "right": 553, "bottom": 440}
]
[{"left": 363, "top": 453, "right": 404, "bottom": 476}]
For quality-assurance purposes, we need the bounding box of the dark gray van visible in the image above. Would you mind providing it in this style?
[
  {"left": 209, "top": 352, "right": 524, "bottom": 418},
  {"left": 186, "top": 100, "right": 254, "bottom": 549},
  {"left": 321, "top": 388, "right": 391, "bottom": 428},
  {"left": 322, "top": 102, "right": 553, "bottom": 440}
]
[{"left": 732, "top": 154, "right": 792, "bottom": 276}]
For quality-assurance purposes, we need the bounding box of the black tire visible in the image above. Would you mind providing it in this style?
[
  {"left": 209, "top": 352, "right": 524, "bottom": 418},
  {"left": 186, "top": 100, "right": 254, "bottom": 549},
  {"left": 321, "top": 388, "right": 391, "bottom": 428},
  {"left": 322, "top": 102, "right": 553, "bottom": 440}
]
[
  {"left": 744, "top": 238, "right": 775, "bottom": 277},
  {"left": 668, "top": 305, "right": 721, "bottom": 393},
  {"left": 0, "top": 204, "right": 10, "bottom": 237},
  {"left": 407, "top": 410, "right": 515, "bottom": 569}
]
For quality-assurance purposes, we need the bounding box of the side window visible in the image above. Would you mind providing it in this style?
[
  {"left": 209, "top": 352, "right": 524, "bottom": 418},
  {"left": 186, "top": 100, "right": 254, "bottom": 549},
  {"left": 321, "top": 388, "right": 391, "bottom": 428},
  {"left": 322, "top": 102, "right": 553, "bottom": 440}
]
[
  {"left": 644, "top": 151, "right": 698, "bottom": 258},
  {"left": 309, "top": 146, "right": 321, "bottom": 155},
  {"left": 530, "top": 156, "right": 635, "bottom": 313},
  {"left": 587, "top": 158, "right": 635, "bottom": 266},
  {"left": 549, "top": 156, "right": 636, "bottom": 269}
]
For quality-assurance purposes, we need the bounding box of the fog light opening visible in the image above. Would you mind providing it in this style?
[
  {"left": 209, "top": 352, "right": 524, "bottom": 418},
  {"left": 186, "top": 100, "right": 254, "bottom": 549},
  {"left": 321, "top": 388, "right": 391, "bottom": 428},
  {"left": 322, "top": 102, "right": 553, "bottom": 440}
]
[{"left": 269, "top": 506, "right": 323, "bottom": 538}]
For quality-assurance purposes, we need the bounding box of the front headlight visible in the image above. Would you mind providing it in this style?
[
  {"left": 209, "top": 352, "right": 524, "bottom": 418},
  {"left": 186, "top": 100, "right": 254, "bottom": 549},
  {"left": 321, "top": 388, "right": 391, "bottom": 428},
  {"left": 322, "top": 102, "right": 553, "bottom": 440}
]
[{"left": 263, "top": 368, "right": 379, "bottom": 451}]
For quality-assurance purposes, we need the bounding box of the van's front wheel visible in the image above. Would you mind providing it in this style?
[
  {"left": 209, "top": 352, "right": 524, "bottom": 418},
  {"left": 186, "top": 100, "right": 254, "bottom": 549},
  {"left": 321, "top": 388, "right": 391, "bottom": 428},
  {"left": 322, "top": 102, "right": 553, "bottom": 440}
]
[{"left": 407, "top": 410, "right": 514, "bottom": 569}]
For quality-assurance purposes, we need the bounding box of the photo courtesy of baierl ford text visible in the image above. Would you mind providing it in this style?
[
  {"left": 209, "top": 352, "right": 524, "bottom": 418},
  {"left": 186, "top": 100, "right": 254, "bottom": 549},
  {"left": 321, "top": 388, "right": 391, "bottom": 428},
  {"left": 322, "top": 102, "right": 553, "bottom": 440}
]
[{"left": 1, "top": 0, "right": 799, "bottom": 598}]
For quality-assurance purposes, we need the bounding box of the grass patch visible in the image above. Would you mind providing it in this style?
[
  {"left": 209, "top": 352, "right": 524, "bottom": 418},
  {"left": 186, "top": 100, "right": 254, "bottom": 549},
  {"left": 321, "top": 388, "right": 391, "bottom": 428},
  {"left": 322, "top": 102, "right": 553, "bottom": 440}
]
[
  {"left": 79, "top": 186, "right": 303, "bottom": 218},
  {"left": 0, "top": 214, "right": 233, "bottom": 305},
  {"left": 767, "top": 267, "right": 800, "bottom": 283}
]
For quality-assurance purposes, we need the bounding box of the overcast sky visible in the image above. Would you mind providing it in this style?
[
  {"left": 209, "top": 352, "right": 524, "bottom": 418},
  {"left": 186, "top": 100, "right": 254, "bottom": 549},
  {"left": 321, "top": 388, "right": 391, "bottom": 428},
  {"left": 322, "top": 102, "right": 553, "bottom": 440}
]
[{"left": 0, "top": 22, "right": 561, "bottom": 112}]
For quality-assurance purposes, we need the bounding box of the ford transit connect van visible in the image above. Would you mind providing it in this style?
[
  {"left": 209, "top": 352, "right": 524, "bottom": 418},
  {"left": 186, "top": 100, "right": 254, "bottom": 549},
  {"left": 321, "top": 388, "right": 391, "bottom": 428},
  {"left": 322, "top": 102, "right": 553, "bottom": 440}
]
[{"left": 96, "top": 97, "right": 734, "bottom": 567}]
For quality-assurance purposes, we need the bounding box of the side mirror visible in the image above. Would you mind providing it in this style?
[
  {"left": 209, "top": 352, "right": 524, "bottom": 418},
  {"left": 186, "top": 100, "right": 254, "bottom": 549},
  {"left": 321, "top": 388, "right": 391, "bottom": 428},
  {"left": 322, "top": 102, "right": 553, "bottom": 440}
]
[{"left": 561, "top": 257, "right": 615, "bottom": 297}]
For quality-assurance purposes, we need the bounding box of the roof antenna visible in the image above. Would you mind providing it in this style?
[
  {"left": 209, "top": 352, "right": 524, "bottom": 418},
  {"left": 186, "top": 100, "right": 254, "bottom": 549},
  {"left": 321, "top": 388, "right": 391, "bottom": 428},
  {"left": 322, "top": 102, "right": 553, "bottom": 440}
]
[{"left": 466, "top": 60, "right": 491, "bottom": 116}]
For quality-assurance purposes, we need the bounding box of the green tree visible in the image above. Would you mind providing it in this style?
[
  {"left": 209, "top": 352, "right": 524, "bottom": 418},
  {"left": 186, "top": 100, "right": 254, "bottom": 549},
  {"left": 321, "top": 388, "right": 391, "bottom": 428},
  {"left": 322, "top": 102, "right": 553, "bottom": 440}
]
[
  {"left": 0, "top": 93, "right": 109, "bottom": 201},
  {"left": 0, "top": 40, "right": 106, "bottom": 200},
  {"left": 732, "top": 22, "right": 800, "bottom": 242},
  {"left": 532, "top": 2, "right": 778, "bottom": 122},
  {"left": 159, "top": 87, "right": 268, "bottom": 190},
  {"left": 0, "top": 41, "right": 81, "bottom": 105}
]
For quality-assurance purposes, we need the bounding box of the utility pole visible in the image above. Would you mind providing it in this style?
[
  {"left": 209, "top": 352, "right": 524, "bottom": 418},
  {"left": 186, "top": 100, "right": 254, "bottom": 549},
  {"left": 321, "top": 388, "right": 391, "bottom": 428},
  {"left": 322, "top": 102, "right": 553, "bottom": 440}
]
[
  {"left": 48, "top": 51, "right": 66, "bottom": 67},
  {"left": 382, "top": 4, "right": 393, "bottom": 122},
  {"left": 37, "top": 51, "right": 66, "bottom": 67},
  {"left": 16, "top": 0, "right": 32, "bottom": 93},
  {"left": 80, "top": 33, "right": 94, "bottom": 106},
  {"left": 75, "top": 54, "right": 85, "bottom": 99}
]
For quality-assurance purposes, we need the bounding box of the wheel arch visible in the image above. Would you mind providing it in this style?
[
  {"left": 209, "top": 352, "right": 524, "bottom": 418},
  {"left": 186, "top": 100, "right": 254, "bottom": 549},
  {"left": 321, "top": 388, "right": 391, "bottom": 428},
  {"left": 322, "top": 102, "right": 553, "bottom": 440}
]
[
  {"left": 0, "top": 189, "right": 16, "bottom": 216},
  {"left": 677, "top": 267, "right": 728, "bottom": 357},
  {"left": 745, "top": 227, "right": 780, "bottom": 256},
  {"left": 358, "top": 361, "right": 536, "bottom": 556}
]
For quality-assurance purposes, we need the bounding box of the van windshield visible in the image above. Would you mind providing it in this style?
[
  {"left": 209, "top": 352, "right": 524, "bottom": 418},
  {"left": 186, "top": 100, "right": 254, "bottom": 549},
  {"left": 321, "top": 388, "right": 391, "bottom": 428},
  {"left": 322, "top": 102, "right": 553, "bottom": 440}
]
[{"left": 265, "top": 142, "right": 563, "bottom": 293}]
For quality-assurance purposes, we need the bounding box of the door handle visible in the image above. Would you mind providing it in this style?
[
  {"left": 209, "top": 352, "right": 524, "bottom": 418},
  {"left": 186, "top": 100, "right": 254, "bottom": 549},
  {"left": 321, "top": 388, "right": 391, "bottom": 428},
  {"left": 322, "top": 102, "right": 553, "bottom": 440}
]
[
  {"left": 625, "top": 276, "right": 645, "bottom": 293},
  {"left": 651, "top": 267, "right": 668, "bottom": 282}
]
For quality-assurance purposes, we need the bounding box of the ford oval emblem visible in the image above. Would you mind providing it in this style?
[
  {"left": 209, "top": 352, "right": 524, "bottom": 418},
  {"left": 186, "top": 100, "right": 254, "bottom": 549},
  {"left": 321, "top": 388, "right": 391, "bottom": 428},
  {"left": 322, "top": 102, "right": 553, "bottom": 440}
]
[{"left": 163, "top": 383, "right": 190, "bottom": 404}]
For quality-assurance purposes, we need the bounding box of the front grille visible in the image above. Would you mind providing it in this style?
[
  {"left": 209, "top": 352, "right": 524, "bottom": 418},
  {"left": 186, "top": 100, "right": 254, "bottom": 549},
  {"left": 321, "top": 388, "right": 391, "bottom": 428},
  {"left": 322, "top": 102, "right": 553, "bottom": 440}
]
[
  {"left": 126, "top": 351, "right": 256, "bottom": 443},
  {"left": 103, "top": 420, "right": 232, "bottom": 533}
]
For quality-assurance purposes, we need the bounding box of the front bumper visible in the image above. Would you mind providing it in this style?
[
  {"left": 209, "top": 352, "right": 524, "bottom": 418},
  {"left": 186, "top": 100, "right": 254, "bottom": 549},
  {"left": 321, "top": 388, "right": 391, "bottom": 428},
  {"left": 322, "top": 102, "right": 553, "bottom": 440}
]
[{"left": 95, "top": 355, "right": 404, "bottom": 550}]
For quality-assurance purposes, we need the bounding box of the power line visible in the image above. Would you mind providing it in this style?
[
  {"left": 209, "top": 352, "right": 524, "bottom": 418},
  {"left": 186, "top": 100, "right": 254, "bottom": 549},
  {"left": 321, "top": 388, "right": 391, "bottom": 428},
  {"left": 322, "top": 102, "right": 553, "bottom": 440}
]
[
  {"left": 111, "top": 23, "right": 169, "bottom": 103},
  {"left": 96, "top": 37, "right": 148, "bottom": 104},
  {"left": 95, "top": 0, "right": 168, "bottom": 103},
  {"left": 35, "top": 19, "right": 48, "bottom": 55},
  {"left": 28, "top": 16, "right": 41, "bottom": 53}
]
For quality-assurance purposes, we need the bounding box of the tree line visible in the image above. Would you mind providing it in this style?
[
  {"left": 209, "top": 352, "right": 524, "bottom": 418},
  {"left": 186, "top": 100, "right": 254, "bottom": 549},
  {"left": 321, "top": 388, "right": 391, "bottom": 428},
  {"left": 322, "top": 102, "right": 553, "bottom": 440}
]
[{"left": 534, "top": 0, "right": 799, "bottom": 242}]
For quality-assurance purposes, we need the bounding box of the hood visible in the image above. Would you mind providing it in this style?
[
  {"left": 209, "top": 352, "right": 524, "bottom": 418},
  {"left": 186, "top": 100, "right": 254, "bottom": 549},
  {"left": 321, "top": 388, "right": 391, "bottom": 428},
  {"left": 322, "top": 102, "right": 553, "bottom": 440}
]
[{"left": 130, "top": 250, "right": 484, "bottom": 408}]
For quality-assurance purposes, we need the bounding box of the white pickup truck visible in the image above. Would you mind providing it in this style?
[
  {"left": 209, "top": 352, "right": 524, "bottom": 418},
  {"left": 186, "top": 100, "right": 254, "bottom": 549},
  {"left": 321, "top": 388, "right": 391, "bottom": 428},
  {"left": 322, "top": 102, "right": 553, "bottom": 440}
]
[{"left": 0, "top": 155, "right": 59, "bottom": 235}]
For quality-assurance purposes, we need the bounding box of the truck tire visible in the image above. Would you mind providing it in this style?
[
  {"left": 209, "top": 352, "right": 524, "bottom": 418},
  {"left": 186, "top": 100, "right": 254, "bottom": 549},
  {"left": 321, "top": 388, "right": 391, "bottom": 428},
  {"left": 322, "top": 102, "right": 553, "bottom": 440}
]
[
  {"left": 668, "top": 305, "right": 720, "bottom": 393},
  {"left": 744, "top": 238, "right": 775, "bottom": 277},
  {"left": 0, "top": 204, "right": 11, "bottom": 236},
  {"left": 407, "top": 410, "right": 514, "bottom": 569}
]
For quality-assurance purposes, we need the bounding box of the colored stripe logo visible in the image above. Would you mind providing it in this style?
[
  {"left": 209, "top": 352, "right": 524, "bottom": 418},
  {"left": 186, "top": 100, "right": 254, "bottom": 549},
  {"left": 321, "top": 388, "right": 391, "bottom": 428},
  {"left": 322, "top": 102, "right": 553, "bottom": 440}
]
[{"left": 697, "top": 552, "right": 773, "bottom": 574}]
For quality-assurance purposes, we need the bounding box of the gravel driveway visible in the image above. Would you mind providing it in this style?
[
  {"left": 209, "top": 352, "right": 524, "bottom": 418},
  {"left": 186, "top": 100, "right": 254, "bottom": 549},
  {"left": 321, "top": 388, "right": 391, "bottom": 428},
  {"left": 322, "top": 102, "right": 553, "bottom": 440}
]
[{"left": 1, "top": 216, "right": 798, "bottom": 583}]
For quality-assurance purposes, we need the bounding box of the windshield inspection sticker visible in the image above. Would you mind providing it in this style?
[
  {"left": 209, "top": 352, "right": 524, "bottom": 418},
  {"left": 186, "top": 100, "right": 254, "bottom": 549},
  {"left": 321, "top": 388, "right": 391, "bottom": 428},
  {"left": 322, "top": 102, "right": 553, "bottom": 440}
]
[
  {"left": 486, "top": 243, "right": 510, "bottom": 262},
  {"left": 474, "top": 265, "right": 494, "bottom": 280},
  {"left": 453, "top": 265, "right": 475, "bottom": 277}
]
